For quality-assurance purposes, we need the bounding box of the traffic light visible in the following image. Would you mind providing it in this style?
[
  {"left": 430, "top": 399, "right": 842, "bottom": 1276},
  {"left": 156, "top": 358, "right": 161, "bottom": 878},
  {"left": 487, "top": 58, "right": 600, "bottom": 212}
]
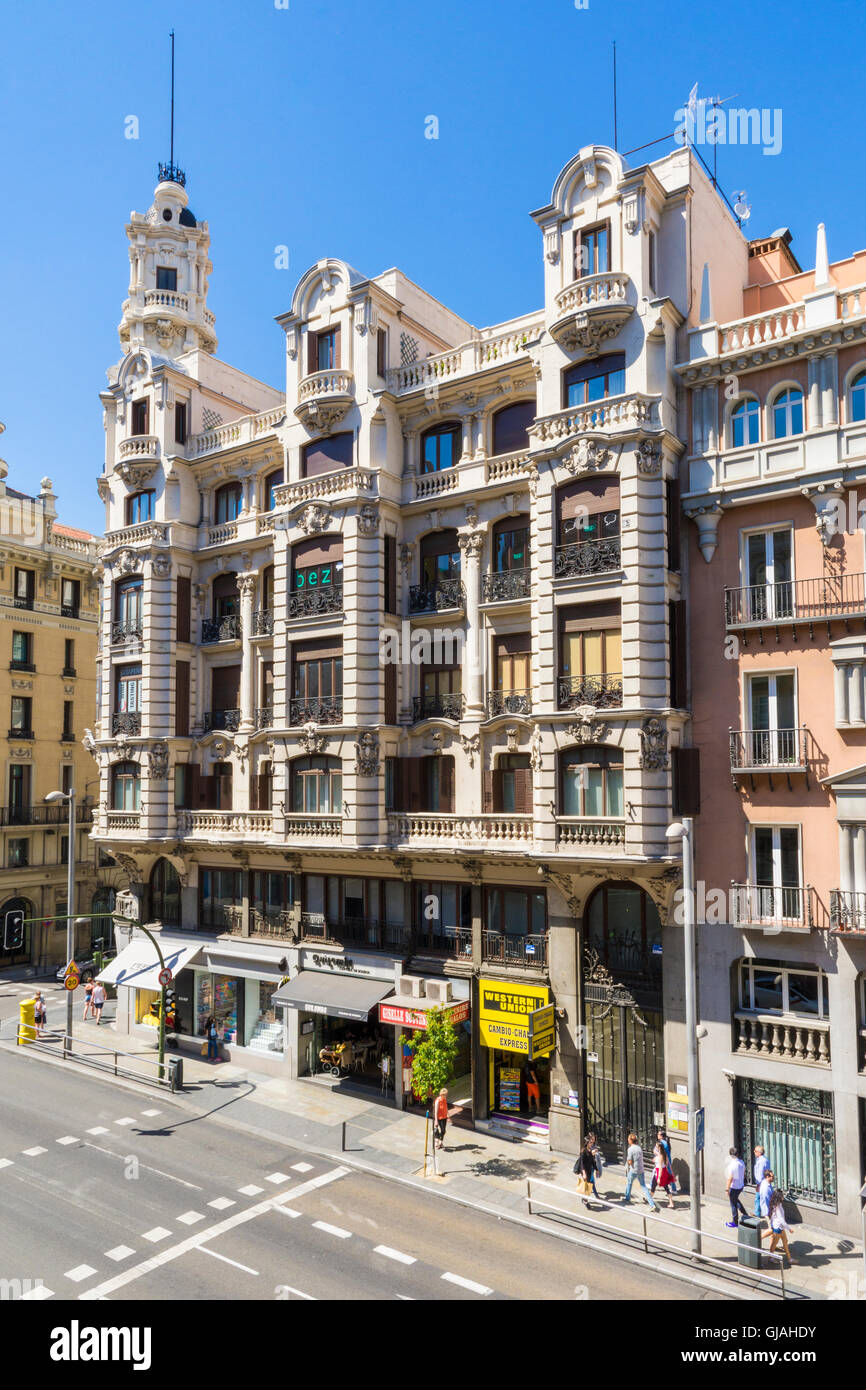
[{"left": 3, "top": 909, "right": 25, "bottom": 952}]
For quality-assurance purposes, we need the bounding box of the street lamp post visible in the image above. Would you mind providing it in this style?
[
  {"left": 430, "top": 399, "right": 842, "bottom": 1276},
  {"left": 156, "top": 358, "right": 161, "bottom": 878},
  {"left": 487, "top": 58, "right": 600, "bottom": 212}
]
[
  {"left": 45, "top": 788, "right": 77, "bottom": 1055},
  {"left": 666, "top": 816, "right": 701, "bottom": 1254}
]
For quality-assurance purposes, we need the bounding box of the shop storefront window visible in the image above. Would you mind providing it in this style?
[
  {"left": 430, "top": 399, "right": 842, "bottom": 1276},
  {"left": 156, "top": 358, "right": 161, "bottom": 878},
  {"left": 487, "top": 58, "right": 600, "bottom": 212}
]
[{"left": 244, "top": 978, "right": 284, "bottom": 1052}]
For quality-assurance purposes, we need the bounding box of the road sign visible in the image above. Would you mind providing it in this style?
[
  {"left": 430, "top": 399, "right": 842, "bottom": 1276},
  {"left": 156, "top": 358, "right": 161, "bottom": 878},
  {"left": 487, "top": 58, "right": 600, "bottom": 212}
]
[
  {"left": 157, "top": 967, "right": 173, "bottom": 987},
  {"left": 527, "top": 1002, "right": 556, "bottom": 1060},
  {"left": 64, "top": 974, "right": 79, "bottom": 992},
  {"left": 695, "top": 1106, "right": 706, "bottom": 1152},
  {"left": 64, "top": 960, "right": 78, "bottom": 979}
]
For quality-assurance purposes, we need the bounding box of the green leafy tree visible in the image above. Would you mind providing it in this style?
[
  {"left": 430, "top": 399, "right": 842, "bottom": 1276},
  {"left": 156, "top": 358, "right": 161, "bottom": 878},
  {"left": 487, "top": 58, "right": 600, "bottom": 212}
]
[{"left": 401, "top": 1006, "right": 459, "bottom": 1102}]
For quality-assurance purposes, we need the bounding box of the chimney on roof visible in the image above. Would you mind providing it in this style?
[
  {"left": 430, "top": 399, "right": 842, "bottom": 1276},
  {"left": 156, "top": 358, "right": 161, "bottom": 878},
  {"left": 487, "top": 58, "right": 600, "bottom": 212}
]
[{"left": 815, "top": 223, "right": 830, "bottom": 288}]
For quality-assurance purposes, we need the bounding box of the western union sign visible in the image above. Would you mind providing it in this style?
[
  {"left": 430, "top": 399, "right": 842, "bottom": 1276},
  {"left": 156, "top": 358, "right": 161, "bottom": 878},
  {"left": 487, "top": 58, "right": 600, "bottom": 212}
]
[
  {"left": 479, "top": 979, "right": 551, "bottom": 1054},
  {"left": 527, "top": 1003, "right": 556, "bottom": 1060}
]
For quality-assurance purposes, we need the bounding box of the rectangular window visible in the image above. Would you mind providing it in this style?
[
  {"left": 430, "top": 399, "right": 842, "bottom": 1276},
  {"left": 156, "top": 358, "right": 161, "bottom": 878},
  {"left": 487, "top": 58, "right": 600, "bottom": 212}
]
[
  {"left": 11, "top": 631, "right": 32, "bottom": 669},
  {"left": 384, "top": 534, "right": 397, "bottom": 614},
  {"left": 669, "top": 600, "right": 687, "bottom": 708},
  {"left": 156, "top": 266, "right": 177, "bottom": 291},
  {"left": 115, "top": 579, "right": 143, "bottom": 632},
  {"left": 176, "top": 575, "right": 191, "bottom": 643},
  {"left": 743, "top": 529, "right": 794, "bottom": 622},
  {"left": 62, "top": 763, "right": 72, "bottom": 795},
  {"left": 666, "top": 478, "right": 681, "bottom": 571},
  {"left": 10, "top": 696, "right": 31, "bottom": 734},
  {"left": 377, "top": 327, "right": 387, "bottom": 377},
  {"left": 746, "top": 672, "right": 797, "bottom": 766},
  {"left": 8, "top": 838, "right": 28, "bottom": 869},
  {"left": 315, "top": 327, "right": 338, "bottom": 372},
  {"left": 301, "top": 432, "right": 353, "bottom": 478},
  {"left": 13, "top": 568, "right": 34, "bottom": 610},
  {"left": 9, "top": 764, "right": 29, "bottom": 814},
  {"left": 175, "top": 401, "right": 187, "bottom": 444},
  {"left": 125, "top": 492, "right": 154, "bottom": 525},
  {"left": 61, "top": 578, "right": 80, "bottom": 617},
  {"left": 63, "top": 639, "right": 75, "bottom": 675},
  {"left": 115, "top": 664, "right": 142, "bottom": 714},
  {"left": 385, "top": 757, "right": 395, "bottom": 811},
  {"left": 648, "top": 230, "right": 657, "bottom": 293},
  {"left": 62, "top": 701, "right": 74, "bottom": 739},
  {"left": 575, "top": 222, "right": 610, "bottom": 278},
  {"left": 384, "top": 662, "right": 397, "bottom": 725},
  {"left": 175, "top": 660, "right": 190, "bottom": 737},
  {"left": 131, "top": 399, "right": 149, "bottom": 435},
  {"left": 749, "top": 825, "right": 803, "bottom": 923},
  {"left": 564, "top": 354, "right": 625, "bottom": 410}
]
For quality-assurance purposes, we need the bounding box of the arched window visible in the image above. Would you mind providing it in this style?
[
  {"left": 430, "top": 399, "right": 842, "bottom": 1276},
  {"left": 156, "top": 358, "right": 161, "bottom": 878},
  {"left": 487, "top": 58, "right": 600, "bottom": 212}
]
[
  {"left": 492, "top": 401, "right": 535, "bottom": 455},
  {"left": 112, "top": 761, "right": 140, "bottom": 811},
  {"left": 771, "top": 387, "right": 804, "bottom": 439},
  {"left": 585, "top": 881, "right": 661, "bottom": 980},
  {"left": 149, "top": 859, "right": 182, "bottom": 926},
  {"left": 850, "top": 370, "right": 866, "bottom": 423},
  {"left": 91, "top": 887, "right": 116, "bottom": 950},
  {"left": 126, "top": 491, "right": 155, "bottom": 525},
  {"left": 264, "top": 469, "right": 283, "bottom": 511},
  {"left": 291, "top": 756, "right": 342, "bottom": 815},
  {"left": 421, "top": 422, "right": 462, "bottom": 474},
  {"left": 0, "top": 896, "right": 32, "bottom": 958},
  {"left": 730, "top": 397, "right": 760, "bottom": 448},
  {"left": 214, "top": 482, "right": 242, "bottom": 524},
  {"left": 561, "top": 746, "right": 623, "bottom": 817}
]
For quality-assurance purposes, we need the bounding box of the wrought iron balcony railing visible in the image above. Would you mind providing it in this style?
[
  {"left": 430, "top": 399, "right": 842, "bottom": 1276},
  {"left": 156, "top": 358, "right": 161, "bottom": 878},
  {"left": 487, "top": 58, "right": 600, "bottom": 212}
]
[
  {"left": 203, "top": 709, "right": 241, "bottom": 733},
  {"left": 255, "top": 706, "right": 273, "bottom": 730},
  {"left": 12, "top": 596, "right": 34, "bottom": 611},
  {"left": 201, "top": 615, "right": 241, "bottom": 643},
  {"left": 112, "top": 711, "right": 141, "bottom": 736},
  {"left": 413, "top": 692, "right": 466, "bottom": 721},
  {"left": 111, "top": 619, "right": 143, "bottom": 643},
  {"left": 481, "top": 568, "right": 531, "bottom": 602},
  {"left": 60, "top": 604, "right": 80, "bottom": 619},
  {"left": 731, "top": 882, "right": 813, "bottom": 930},
  {"left": 298, "top": 913, "right": 412, "bottom": 953},
  {"left": 557, "top": 672, "right": 623, "bottom": 710},
  {"left": 486, "top": 689, "right": 532, "bottom": 717},
  {"left": 252, "top": 610, "right": 274, "bottom": 636},
  {"left": 554, "top": 537, "right": 621, "bottom": 579},
  {"left": 158, "top": 160, "right": 186, "bottom": 187},
  {"left": 482, "top": 930, "right": 548, "bottom": 968},
  {"left": 729, "top": 728, "right": 807, "bottom": 772},
  {"left": 408, "top": 579, "right": 465, "bottom": 614},
  {"left": 724, "top": 573, "right": 866, "bottom": 629},
  {"left": 9, "top": 661, "right": 35, "bottom": 673},
  {"left": 415, "top": 926, "right": 474, "bottom": 959},
  {"left": 0, "top": 804, "right": 92, "bottom": 826},
  {"left": 8, "top": 728, "right": 33, "bottom": 740},
  {"left": 830, "top": 889, "right": 866, "bottom": 934},
  {"left": 288, "top": 585, "right": 343, "bottom": 619},
  {"left": 289, "top": 697, "right": 343, "bottom": 725}
]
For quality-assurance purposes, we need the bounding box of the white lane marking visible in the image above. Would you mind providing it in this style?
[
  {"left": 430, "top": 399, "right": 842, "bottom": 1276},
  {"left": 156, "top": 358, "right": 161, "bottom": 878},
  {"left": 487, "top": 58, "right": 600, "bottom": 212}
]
[
  {"left": 274, "top": 1207, "right": 301, "bottom": 1219},
  {"left": 0, "top": 1159, "right": 13, "bottom": 1169},
  {"left": 374, "top": 1245, "right": 416, "bottom": 1265},
  {"left": 312, "top": 1220, "right": 351, "bottom": 1239},
  {"left": 238, "top": 1184, "right": 264, "bottom": 1196},
  {"left": 441, "top": 1272, "right": 492, "bottom": 1295},
  {"left": 105, "top": 1246, "right": 136, "bottom": 1262},
  {"left": 83, "top": 1143, "right": 202, "bottom": 1191},
  {"left": 114, "top": 1117, "right": 135, "bottom": 1127},
  {"left": 141, "top": 1227, "right": 172, "bottom": 1243},
  {"left": 78, "top": 1167, "right": 350, "bottom": 1301},
  {"left": 65, "top": 1265, "right": 98, "bottom": 1283},
  {"left": 207, "top": 1197, "right": 235, "bottom": 1211},
  {"left": 21, "top": 1285, "right": 53, "bottom": 1300},
  {"left": 22, "top": 1147, "right": 46, "bottom": 1156},
  {"left": 291, "top": 1162, "right": 313, "bottom": 1173},
  {"left": 56, "top": 1136, "right": 78, "bottom": 1146},
  {"left": 396, "top": 1294, "right": 415, "bottom": 1301},
  {"left": 278, "top": 1286, "right": 316, "bottom": 1300},
  {"left": 265, "top": 1171, "right": 291, "bottom": 1184},
  {"left": 86, "top": 1127, "right": 109, "bottom": 1136},
  {"left": 199, "top": 1246, "right": 258, "bottom": 1275},
  {"left": 177, "top": 1212, "right": 205, "bottom": 1226},
  {"left": 141, "top": 1109, "right": 162, "bottom": 1117}
]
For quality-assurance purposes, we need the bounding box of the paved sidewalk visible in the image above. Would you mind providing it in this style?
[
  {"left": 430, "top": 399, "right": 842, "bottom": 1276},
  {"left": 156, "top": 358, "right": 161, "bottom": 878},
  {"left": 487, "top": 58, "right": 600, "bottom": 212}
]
[{"left": 9, "top": 1010, "right": 863, "bottom": 1300}]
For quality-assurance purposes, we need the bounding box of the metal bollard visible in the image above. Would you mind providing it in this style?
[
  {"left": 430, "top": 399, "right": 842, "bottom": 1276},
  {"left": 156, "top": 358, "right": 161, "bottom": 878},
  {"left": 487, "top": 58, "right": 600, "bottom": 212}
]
[{"left": 168, "top": 1056, "right": 183, "bottom": 1092}]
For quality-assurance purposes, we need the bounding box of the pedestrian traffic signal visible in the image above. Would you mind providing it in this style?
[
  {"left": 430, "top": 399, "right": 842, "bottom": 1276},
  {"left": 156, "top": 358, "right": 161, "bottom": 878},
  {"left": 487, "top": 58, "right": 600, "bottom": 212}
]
[{"left": 3, "top": 909, "right": 25, "bottom": 952}]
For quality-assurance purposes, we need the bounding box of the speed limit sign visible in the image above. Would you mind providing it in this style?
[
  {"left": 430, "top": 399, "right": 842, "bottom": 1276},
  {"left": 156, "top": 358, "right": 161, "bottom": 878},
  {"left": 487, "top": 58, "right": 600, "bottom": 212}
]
[{"left": 157, "top": 967, "right": 173, "bottom": 987}]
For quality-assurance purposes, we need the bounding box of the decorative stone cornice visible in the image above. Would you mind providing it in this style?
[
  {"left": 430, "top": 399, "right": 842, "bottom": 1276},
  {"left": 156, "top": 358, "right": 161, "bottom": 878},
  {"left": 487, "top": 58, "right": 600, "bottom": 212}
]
[{"left": 565, "top": 710, "right": 609, "bottom": 744}]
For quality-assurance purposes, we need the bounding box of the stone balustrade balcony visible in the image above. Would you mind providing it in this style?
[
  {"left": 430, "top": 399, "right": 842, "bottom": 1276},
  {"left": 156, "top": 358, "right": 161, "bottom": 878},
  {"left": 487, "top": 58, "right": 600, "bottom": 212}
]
[
  {"left": 177, "top": 810, "right": 273, "bottom": 838},
  {"left": 188, "top": 406, "right": 285, "bottom": 459},
  {"left": 387, "top": 812, "right": 534, "bottom": 849},
  {"left": 118, "top": 435, "right": 160, "bottom": 461},
  {"left": 549, "top": 271, "right": 635, "bottom": 353},
  {"left": 556, "top": 817, "right": 626, "bottom": 849},
  {"left": 294, "top": 369, "right": 355, "bottom": 432},
  {"left": 733, "top": 1010, "right": 831, "bottom": 1067},
  {"left": 384, "top": 315, "right": 544, "bottom": 396},
  {"left": 531, "top": 391, "right": 659, "bottom": 447}
]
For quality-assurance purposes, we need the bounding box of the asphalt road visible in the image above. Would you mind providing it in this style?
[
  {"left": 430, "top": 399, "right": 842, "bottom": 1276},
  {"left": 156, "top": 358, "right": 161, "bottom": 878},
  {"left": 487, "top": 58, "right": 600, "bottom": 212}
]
[{"left": 0, "top": 1045, "right": 725, "bottom": 1302}]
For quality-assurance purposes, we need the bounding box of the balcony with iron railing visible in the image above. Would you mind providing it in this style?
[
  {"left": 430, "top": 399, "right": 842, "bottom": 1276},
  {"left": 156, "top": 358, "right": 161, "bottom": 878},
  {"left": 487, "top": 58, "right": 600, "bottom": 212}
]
[
  {"left": 60, "top": 604, "right": 80, "bottom": 620},
  {"left": 482, "top": 929, "right": 548, "bottom": 969},
  {"left": 298, "top": 912, "right": 412, "bottom": 954},
  {"left": 486, "top": 689, "right": 532, "bottom": 717},
  {"left": 203, "top": 709, "right": 241, "bottom": 733},
  {"left": 112, "top": 712, "right": 141, "bottom": 736},
  {"left": 289, "top": 696, "right": 342, "bottom": 726},
  {"left": 111, "top": 618, "right": 143, "bottom": 644},
  {"left": 830, "top": 889, "right": 866, "bottom": 934},
  {"left": 287, "top": 585, "right": 344, "bottom": 620},
  {"left": 481, "top": 568, "right": 531, "bottom": 603},
  {"left": 556, "top": 818, "right": 626, "bottom": 849},
  {"left": 9, "top": 661, "right": 35, "bottom": 673},
  {"left": 731, "top": 882, "right": 813, "bottom": 931},
  {"left": 414, "top": 925, "right": 474, "bottom": 959},
  {"left": 724, "top": 574, "right": 866, "bottom": 630},
  {"left": 413, "top": 692, "right": 466, "bottom": 722},
  {"left": 408, "top": 579, "right": 465, "bottom": 615},
  {"left": 201, "top": 615, "right": 241, "bottom": 644},
  {"left": 255, "top": 707, "right": 273, "bottom": 730},
  {"left": 0, "top": 804, "right": 92, "bottom": 827},
  {"left": 729, "top": 728, "right": 808, "bottom": 774},
  {"left": 554, "top": 536, "right": 621, "bottom": 579},
  {"left": 220, "top": 906, "right": 295, "bottom": 941},
  {"left": 733, "top": 1011, "right": 831, "bottom": 1067},
  {"left": 12, "top": 595, "right": 34, "bottom": 611},
  {"left": 558, "top": 672, "right": 623, "bottom": 710},
  {"left": 252, "top": 609, "right": 274, "bottom": 636},
  {"left": 8, "top": 727, "right": 33, "bottom": 741}
]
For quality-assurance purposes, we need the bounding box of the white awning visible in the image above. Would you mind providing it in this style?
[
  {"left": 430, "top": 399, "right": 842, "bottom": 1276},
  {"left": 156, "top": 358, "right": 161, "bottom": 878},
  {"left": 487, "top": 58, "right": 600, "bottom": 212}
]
[{"left": 97, "top": 940, "right": 202, "bottom": 991}]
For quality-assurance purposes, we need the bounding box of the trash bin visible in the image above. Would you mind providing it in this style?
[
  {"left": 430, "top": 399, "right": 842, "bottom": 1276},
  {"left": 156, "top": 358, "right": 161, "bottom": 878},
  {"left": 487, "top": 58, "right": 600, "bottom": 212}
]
[
  {"left": 737, "top": 1216, "right": 763, "bottom": 1268},
  {"left": 167, "top": 1056, "right": 183, "bottom": 1093}
]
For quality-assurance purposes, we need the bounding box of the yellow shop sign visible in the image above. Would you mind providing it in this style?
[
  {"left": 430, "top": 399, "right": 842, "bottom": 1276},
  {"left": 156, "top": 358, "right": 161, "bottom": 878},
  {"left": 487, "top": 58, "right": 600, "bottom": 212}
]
[{"left": 478, "top": 978, "right": 551, "bottom": 1054}]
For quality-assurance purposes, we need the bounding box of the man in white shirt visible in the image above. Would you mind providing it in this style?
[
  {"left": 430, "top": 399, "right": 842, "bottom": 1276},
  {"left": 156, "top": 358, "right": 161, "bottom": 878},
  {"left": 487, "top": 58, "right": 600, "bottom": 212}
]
[{"left": 725, "top": 1147, "right": 748, "bottom": 1227}]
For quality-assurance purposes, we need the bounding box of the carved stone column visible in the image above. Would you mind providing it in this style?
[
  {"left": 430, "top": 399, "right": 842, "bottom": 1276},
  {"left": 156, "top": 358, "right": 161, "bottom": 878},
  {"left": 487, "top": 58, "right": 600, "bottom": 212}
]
[
  {"left": 238, "top": 573, "right": 257, "bottom": 732},
  {"left": 458, "top": 529, "right": 484, "bottom": 717}
]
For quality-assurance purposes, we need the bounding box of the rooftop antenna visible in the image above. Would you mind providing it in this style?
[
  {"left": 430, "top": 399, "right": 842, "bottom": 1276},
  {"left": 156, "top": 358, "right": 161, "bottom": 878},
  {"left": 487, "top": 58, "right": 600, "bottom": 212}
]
[
  {"left": 158, "top": 29, "right": 186, "bottom": 188},
  {"left": 612, "top": 41, "right": 618, "bottom": 150}
]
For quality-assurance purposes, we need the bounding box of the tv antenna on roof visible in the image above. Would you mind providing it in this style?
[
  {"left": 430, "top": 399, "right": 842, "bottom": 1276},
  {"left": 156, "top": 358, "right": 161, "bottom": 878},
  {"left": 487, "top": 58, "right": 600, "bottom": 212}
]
[
  {"left": 732, "top": 190, "right": 751, "bottom": 222},
  {"left": 158, "top": 30, "right": 186, "bottom": 188}
]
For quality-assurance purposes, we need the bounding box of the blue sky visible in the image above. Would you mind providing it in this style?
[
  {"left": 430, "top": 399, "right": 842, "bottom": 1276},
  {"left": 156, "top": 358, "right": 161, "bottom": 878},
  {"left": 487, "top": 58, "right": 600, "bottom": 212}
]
[{"left": 0, "top": 0, "right": 863, "bottom": 531}]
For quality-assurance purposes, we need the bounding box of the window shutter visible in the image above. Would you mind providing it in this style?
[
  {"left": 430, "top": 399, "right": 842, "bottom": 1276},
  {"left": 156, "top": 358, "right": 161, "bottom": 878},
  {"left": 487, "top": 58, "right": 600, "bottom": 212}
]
[
  {"left": 377, "top": 328, "right": 387, "bottom": 377},
  {"left": 672, "top": 747, "right": 701, "bottom": 816},
  {"left": 669, "top": 600, "right": 688, "bottom": 708},
  {"left": 384, "top": 663, "right": 397, "bottom": 725},
  {"left": 219, "top": 775, "right": 234, "bottom": 810},
  {"left": 491, "top": 768, "right": 504, "bottom": 813},
  {"left": 175, "top": 661, "right": 190, "bottom": 737},
  {"left": 307, "top": 330, "right": 317, "bottom": 377},
  {"left": 257, "top": 772, "right": 272, "bottom": 811},
  {"left": 393, "top": 758, "right": 410, "bottom": 813},
  {"left": 440, "top": 757, "right": 455, "bottom": 813},
  {"left": 384, "top": 535, "right": 397, "bottom": 614},
  {"left": 482, "top": 771, "right": 494, "bottom": 813},
  {"left": 333, "top": 324, "right": 341, "bottom": 369},
  {"left": 176, "top": 577, "right": 191, "bottom": 643},
  {"left": 666, "top": 477, "right": 681, "bottom": 572},
  {"left": 409, "top": 758, "right": 425, "bottom": 813},
  {"left": 513, "top": 768, "right": 533, "bottom": 814},
  {"left": 212, "top": 664, "right": 241, "bottom": 710}
]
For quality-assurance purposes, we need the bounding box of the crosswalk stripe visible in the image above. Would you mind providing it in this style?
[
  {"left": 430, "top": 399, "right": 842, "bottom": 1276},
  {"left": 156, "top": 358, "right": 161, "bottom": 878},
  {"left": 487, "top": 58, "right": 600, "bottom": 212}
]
[
  {"left": 312, "top": 1220, "right": 351, "bottom": 1239},
  {"left": 441, "top": 1272, "right": 492, "bottom": 1295}
]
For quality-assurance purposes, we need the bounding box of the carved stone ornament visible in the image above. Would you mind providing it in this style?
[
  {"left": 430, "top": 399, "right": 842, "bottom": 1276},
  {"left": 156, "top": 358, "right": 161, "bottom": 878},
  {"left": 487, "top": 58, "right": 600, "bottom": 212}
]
[
  {"left": 399, "top": 542, "right": 413, "bottom": 572},
  {"left": 147, "top": 742, "right": 169, "bottom": 780},
  {"left": 544, "top": 228, "right": 560, "bottom": 265},
  {"left": 299, "top": 503, "right": 331, "bottom": 535},
  {"left": 211, "top": 739, "right": 228, "bottom": 760},
  {"left": 97, "top": 477, "right": 110, "bottom": 503},
  {"left": 457, "top": 530, "right": 484, "bottom": 561},
  {"left": 237, "top": 572, "right": 257, "bottom": 599},
  {"left": 639, "top": 716, "right": 669, "bottom": 770},
  {"left": 506, "top": 726, "right": 520, "bottom": 753},
  {"left": 355, "top": 732, "right": 380, "bottom": 776},
  {"left": 427, "top": 729, "right": 445, "bottom": 754},
  {"left": 465, "top": 501, "right": 478, "bottom": 527},
  {"left": 460, "top": 733, "right": 480, "bottom": 768},
  {"left": 461, "top": 857, "right": 484, "bottom": 886},
  {"left": 529, "top": 724, "right": 543, "bottom": 774},
  {"left": 115, "top": 459, "right": 159, "bottom": 488},
  {"left": 357, "top": 503, "right": 380, "bottom": 537},
  {"left": 113, "top": 854, "right": 144, "bottom": 890},
  {"left": 566, "top": 710, "right": 609, "bottom": 744},
  {"left": 567, "top": 315, "right": 619, "bottom": 357},
  {"left": 526, "top": 462, "right": 539, "bottom": 500},
  {"left": 151, "top": 553, "right": 172, "bottom": 578},
  {"left": 562, "top": 438, "right": 611, "bottom": 476},
  {"left": 636, "top": 438, "right": 662, "bottom": 475},
  {"left": 115, "top": 549, "right": 141, "bottom": 576},
  {"left": 300, "top": 721, "right": 325, "bottom": 756}
]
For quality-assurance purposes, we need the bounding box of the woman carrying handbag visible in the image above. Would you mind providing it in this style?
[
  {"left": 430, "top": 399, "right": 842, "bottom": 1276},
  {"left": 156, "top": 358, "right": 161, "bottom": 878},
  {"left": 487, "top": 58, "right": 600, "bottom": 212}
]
[
  {"left": 574, "top": 1135, "right": 601, "bottom": 1206},
  {"left": 652, "top": 1140, "right": 676, "bottom": 1209}
]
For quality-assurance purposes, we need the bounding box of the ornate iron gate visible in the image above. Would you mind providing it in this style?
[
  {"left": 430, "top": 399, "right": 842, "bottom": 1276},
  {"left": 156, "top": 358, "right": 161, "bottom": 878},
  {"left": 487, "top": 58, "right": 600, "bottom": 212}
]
[{"left": 584, "top": 949, "right": 665, "bottom": 1161}]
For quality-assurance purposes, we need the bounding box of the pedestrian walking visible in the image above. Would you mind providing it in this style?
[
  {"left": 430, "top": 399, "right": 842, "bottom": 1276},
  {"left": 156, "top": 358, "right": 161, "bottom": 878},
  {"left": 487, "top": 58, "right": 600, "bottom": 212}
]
[
  {"left": 574, "top": 1134, "right": 601, "bottom": 1205},
  {"left": 651, "top": 1127, "right": 673, "bottom": 1196},
  {"left": 761, "top": 1187, "right": 795, "bottom": 1266},
  {"left": 758, "top": 1167, "right": 775, "bottom": 1223},
  {"left": 82, "top": 977, "right": 93, "bottom": 1022},
  {"left": 206, "top": 1015, "right": 220, "bottom": 1062},
  {"left": 33, "top": 991, "right": 47, "bottom": 1038},
  {"left": 433, "top": 1088, "right": 449, "bottom": 1149},
  {"left": 652, "top": 1139, "right": 676, "bottom": 1209},
  {"left": 91, "top": 981, "right": 106, "bottom": 1025},
  {"left": 622, "top": 1133, "right": 658, "bottom": 1211},
  {"left": 753, "top": 1144, "right": 770, "bottom": 1215},
  {"left": 724, "top": 1147, "right": 749, "bottom": 1227},
  {"left": 523, "top": 1060, "right": 541, "bottom": 1115}
]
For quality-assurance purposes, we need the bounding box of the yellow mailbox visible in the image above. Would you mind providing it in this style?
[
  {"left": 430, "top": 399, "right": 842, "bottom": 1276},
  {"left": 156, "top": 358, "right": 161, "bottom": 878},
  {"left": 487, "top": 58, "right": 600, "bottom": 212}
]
[{"left": 18, "top": 998, "right": 35, "bottom": 1046}]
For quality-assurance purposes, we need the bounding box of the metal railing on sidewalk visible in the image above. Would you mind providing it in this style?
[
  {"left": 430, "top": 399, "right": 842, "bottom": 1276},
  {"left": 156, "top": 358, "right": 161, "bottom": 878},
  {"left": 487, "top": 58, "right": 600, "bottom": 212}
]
[
  {"left": 525, "top": 1178, "right": 787, "bottom": 1298},
  {"left": 15, "top": 1027, "right": 183, "bottom": 1092}
]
